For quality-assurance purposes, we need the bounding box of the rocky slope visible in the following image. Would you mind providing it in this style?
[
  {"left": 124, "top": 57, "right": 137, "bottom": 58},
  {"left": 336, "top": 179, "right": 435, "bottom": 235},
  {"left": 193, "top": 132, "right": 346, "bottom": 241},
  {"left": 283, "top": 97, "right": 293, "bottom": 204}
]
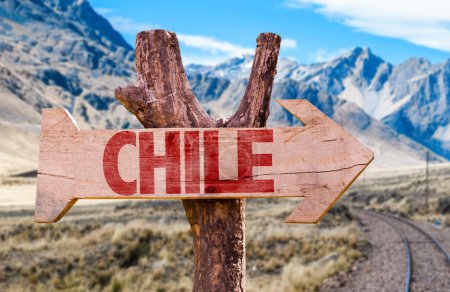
[{"left": 0, "top": 0, "right": 139, "bottom": 175}]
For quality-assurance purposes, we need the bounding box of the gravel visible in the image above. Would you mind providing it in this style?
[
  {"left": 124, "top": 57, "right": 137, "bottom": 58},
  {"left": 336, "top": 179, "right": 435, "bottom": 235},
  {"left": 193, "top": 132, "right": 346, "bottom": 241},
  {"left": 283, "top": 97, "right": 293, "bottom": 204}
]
[
  {"left": 320, "top": 209, "right": 450, "bottom": 291},
  {"left": 320, "top": 209, "right": 406, "bottom": 291}
]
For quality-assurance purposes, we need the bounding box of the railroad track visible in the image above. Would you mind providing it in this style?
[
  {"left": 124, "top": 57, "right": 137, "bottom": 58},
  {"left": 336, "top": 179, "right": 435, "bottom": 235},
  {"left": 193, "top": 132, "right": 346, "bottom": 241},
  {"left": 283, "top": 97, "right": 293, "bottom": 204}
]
[{"left": 364, "top": 210, "right": 450, "bottom": 292}]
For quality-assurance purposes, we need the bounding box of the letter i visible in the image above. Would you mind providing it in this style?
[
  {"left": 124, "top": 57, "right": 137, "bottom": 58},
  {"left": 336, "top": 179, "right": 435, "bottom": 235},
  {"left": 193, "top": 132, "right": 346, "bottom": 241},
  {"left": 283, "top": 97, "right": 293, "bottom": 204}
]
[{"left": 184, "top": 131, "right": 200, "bottom": 193}]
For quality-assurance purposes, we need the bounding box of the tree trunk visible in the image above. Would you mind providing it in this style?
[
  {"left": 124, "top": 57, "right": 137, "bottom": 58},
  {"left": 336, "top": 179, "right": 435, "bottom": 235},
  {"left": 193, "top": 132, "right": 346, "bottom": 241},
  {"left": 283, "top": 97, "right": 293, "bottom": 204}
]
[{"left": 115, "top": 29, "right": 280, "bottom": 291}]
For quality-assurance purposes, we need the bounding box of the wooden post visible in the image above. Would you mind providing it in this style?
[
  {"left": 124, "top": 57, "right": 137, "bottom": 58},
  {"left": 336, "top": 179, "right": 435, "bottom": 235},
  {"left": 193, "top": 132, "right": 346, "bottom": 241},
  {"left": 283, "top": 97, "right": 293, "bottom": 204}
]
[{"left": 115, "top": 30, "right": 280, "bottom": 291}]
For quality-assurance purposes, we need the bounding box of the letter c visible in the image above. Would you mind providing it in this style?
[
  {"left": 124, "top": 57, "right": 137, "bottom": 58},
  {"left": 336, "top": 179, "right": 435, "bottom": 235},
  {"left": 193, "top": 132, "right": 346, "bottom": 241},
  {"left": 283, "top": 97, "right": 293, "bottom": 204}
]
[{"left": 103, "top": 131, "right": 137, "bottom": 195}]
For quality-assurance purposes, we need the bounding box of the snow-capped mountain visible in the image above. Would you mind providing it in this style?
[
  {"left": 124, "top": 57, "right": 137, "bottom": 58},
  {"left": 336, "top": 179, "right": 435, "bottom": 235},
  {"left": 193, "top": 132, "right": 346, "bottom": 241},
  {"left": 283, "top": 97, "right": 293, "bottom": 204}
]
[
  {"left": 186, "top": 48, "right": 450, "bottom": 165},
  {"left": 0, "top": 0, "right": 447, "bottom": 175}
]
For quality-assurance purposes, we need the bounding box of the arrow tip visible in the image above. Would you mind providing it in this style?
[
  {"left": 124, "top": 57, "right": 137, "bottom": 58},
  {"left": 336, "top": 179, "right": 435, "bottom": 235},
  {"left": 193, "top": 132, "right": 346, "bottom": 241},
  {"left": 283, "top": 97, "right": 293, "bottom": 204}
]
[{"left": 276, "top": 99, "right": 374, "bottom": 224}]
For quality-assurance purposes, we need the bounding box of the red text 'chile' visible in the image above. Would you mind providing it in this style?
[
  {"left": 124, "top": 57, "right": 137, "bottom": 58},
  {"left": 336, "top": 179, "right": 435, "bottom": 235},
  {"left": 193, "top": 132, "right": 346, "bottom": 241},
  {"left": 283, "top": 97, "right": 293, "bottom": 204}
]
[{"left": 103, "top": 130, "right": 274, "bottom": 195}]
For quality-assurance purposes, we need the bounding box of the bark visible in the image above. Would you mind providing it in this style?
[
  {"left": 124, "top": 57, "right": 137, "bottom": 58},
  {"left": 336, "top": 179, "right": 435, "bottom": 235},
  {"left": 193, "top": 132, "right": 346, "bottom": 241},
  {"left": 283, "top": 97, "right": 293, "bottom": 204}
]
[
  {"left": 115, "top": 30, "right": 214, "bottom": 128},
  {"left": 115, "top": 29, "right": 280, "bottom": 291},
  {"left": 225, "top": 33, "right": 281, "bottom": 128}
]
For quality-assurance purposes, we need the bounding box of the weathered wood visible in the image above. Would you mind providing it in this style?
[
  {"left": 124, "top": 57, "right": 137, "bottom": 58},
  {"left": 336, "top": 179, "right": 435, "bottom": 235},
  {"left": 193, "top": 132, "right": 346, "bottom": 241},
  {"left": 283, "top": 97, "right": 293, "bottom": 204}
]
[
  {"left": 114, "top": 30, "right": 214, "bottom": 128},
  {"left": 225, "top": 33, "right": 280, "bottom": 128},
  {"left": 34, "top": 29, "right": 375, "bottom": 291},
  {"left": 115, "top": 30, "right": 281, "bottom": 291},
  {"left": 35, "top": 100, "right": 374, "bottom": 224}
]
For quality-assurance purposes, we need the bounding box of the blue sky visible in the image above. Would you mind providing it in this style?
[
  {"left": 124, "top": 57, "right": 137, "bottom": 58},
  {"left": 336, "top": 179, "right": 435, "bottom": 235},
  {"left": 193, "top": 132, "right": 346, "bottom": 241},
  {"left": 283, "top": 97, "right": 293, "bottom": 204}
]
[{"left": 90, "top": 0, "right": 450, "bottom": 65}]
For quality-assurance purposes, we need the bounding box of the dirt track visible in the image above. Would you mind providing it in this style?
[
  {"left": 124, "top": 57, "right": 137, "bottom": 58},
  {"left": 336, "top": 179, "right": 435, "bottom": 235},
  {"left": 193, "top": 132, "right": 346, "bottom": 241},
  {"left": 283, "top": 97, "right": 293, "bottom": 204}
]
[{"left": 321, "top": 209, "right": 450, "bottom": 292}]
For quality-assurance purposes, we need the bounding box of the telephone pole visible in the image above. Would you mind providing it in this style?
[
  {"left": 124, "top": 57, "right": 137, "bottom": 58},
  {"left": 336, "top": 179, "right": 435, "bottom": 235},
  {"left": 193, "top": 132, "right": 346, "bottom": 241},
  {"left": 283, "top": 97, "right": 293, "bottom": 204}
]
[{"left": 425, "top": 151, "right": 430, "bottom": 210}]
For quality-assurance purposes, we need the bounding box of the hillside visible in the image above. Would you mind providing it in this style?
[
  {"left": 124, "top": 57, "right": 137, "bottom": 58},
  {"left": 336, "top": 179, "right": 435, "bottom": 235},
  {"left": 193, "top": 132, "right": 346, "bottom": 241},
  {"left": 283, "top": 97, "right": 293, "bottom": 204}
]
[{"left": 0, "top": 0, "right": 140, "bottom": 175}]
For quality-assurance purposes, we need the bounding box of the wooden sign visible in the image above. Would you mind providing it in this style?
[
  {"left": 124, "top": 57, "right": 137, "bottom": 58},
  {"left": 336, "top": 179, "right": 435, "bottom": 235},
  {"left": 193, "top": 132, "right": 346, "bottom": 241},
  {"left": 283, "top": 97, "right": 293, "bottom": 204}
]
[{"left": 35, "top": 99, "right": 373, "bottom": 223}]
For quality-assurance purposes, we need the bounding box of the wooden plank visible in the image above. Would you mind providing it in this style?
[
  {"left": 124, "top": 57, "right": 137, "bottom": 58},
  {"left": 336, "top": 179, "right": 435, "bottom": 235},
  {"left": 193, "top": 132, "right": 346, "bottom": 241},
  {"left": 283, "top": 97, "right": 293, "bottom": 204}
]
[{"left": 35, "top": 99, "right": 373, "bottom": 223}]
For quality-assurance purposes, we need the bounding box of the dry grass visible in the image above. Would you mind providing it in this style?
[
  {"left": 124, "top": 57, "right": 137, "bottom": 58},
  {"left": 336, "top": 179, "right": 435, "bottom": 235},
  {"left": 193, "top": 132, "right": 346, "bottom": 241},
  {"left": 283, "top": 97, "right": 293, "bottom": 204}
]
[
  {"left": 246, "top": 220, "right": 364, "bottom": 292},
  {"left": 0, "top": 195, "right": 366, "bottom": 292},
  {"left": 345, "top": 163, "right": 450, "bottom": 225}
]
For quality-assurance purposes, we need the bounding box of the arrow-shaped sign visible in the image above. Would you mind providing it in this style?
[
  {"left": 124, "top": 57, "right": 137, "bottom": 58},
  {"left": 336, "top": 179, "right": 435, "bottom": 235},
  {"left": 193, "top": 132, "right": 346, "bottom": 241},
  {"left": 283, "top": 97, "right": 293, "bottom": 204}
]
[{"left": 35, "top": 99, "right": 373, "bottom": 223}]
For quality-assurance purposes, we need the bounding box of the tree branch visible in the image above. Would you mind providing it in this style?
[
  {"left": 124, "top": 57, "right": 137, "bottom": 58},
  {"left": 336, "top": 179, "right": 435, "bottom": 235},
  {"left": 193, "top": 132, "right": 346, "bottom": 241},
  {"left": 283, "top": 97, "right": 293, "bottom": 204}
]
[
  {"left": 225, "top": 33, "right": 281, "bottom": 127},
  {"left": 114, "top": 30, "right": 214, "bottom": 128}
]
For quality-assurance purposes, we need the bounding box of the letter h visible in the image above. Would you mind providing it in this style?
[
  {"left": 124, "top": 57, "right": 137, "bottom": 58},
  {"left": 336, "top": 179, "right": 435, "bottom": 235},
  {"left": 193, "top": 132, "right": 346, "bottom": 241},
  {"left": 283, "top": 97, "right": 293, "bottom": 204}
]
[{"left": 139, "top": 131, "right": 181, "bottom": 194}]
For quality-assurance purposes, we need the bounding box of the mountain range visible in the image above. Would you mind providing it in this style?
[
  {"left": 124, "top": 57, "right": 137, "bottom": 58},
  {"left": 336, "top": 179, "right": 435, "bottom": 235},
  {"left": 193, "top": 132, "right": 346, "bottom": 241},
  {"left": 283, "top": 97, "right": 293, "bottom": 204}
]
[{"left": 0, "top": 0, "right": 448, "bottom": 175}]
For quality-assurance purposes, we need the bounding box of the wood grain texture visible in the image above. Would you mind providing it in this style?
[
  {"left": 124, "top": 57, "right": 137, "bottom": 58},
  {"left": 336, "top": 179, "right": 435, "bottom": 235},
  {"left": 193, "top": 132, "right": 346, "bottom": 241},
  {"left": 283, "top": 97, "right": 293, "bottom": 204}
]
[{"left": 35, "top": 100, "right": 373, "bottom": 224}]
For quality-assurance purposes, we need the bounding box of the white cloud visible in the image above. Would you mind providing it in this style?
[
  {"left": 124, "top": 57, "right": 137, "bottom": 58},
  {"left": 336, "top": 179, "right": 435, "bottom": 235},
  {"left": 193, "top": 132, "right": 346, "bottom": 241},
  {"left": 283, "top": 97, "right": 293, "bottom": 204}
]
[
  {"left": 93, "top": 8, "right": 254, "bottom": 65},
  {"left": 94, "top": 7, "right": 115, "bottom": 15},
  {"left": 181, "top": 54, "right": 230, "bottom": 66},
  {"left": 282, "top": 38, "right": 297, "bottom": 49},
  {"left": 284, "top": 0, "right": 450, "bottom": 52},
  {"left": 310, "top": 48, "right": 349, "bottom": 62},
  {"left": 107, "top": 16, "right": 157, "bottom": 34},
  {"left": 94, "top": 7, "right": 158, "bottom": 34},
  {"left": 177, "top": 34, "right": 253, "bottom": 57},
  {"left": 176, "top": 34, "right": 255, "bottom": 65}
]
